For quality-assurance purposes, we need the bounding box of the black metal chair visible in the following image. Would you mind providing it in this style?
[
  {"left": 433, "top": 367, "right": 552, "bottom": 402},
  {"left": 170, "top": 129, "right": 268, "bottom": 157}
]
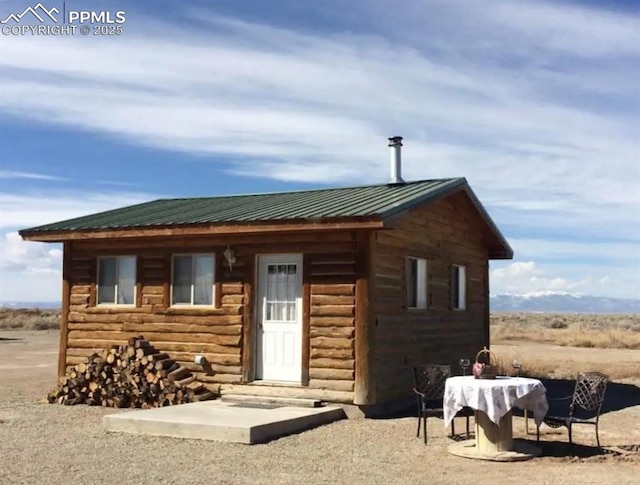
[
  {"left": 536, "top": 372, "right": 608, "bottom": 447},
  {"left": 413, "top": 364, "right": 471, "bottom": 444}
]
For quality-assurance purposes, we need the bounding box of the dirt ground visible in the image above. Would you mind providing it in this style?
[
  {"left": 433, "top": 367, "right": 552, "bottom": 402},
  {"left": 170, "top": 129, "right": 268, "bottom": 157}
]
[{"left": 1, "top": 331, "right": 639, "bottom": 485}]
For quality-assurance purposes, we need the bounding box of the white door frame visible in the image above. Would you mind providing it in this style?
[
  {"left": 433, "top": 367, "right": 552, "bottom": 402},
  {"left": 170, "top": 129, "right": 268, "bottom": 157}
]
[{"left": 255, "top": 253, "right": 303, "bottom": 383}]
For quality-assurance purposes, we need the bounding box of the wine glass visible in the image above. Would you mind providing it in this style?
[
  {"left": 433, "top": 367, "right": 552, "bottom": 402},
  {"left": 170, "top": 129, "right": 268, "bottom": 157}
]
[
  {"left": 459, "top": 358, "right": 471, "bottom": 376},
  {"left": 511, "top": 359, "right": 522, "bottom": 377}
]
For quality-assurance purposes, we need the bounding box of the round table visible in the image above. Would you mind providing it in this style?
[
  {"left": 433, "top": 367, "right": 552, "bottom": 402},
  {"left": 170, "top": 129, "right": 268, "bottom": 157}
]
[{"left": 443, "top": 376, "right": 548, "bottom": 461}]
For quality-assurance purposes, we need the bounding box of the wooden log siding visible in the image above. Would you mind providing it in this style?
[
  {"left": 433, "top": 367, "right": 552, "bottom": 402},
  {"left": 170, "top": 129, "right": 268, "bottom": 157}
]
[
  {"left": 67, "top": 247, "right": 247, "bottom": 386},
  {"left": 65, "top": 232, "right": 356, "bottom": 399},
  {"left": 373, "top": 192, "right": 490, "bottom": 402},
  {"left": 307, "top": 250, "right": 356, "bottom": 394}
]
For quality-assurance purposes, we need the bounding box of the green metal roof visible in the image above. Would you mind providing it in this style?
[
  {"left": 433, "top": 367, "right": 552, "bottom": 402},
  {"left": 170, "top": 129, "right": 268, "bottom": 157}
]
[
  {"left": 20, "top": 178, "right": 466, "bottom": 233},
  {"left": 19, "top": 177, "right": 514, "bottom": 259}
]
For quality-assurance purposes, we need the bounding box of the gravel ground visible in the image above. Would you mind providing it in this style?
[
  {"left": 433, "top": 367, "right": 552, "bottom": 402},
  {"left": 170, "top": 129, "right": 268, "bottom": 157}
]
[{"left": 1, "top": 331, "right": 639, "bottom": 485}]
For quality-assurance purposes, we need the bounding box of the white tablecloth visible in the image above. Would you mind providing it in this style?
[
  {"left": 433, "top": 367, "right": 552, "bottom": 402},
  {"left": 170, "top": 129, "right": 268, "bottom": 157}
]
[{"left": 443, "top": 376, "right": 548, "bottom": 427}]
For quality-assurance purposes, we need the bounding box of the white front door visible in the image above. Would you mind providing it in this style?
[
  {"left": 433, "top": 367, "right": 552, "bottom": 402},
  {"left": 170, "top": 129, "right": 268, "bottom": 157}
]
[{"left": 256, "top": 254, "right": 303, "bottom": 382}]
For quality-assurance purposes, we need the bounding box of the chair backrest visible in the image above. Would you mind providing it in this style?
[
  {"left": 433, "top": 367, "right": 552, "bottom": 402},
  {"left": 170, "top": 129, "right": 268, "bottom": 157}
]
[
  {"left": 571, "top": 372, "right": 608, "bottom": 414},
  {"left": 413, "top": 364, "right": 451, "bottom": 400}
]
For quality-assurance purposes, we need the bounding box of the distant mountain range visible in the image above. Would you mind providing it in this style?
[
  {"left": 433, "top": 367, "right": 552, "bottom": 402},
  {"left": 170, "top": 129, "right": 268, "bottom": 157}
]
[
  {"left": 490, "top": 291, "right": 640, "bottom": 314},
  {"left": 1, "top": 292, "right": 639, "bottom": 314}
]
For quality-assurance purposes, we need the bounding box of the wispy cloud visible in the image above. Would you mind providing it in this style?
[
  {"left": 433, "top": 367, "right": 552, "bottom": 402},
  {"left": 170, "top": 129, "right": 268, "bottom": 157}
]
[
  {"left": 0, "top": 231, "right": 63, "bottom": 301},
  {"left": 0, "top": 4, "right": 636, "bottom": 186},
  {"left": 507, "top": 238, "right": 640, "bottom": 265},
  {"left": 94, "top": 180, "right": 139, "bottom": 188},
  {"left": 490, "top": 259, "right": 639, "bottom": 299},
  {"left": 0, "top": 231, "right": 61, "bottom": 274},
  {"left": 491, "top": 234, "right": 640, "bottom": 298},
  {"left": 411, "top": 0, "right": 640, "bottom": 58},
  {"left": 491, "top": 261, "right": 585, "bottom": 295},
  {"left": 0, "top": 189, "right": 155, "bottom": 300},
  {"left": 0, "top": 170, "right": 64, "bottom": 181},
  {"left": 0, "top": 191, "right": 155, "bottom": 229}
]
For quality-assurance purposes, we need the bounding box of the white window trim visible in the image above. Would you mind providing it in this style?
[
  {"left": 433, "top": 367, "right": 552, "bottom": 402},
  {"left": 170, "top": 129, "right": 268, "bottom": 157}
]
[
  {"left": 96, "top": 255, "right": 137, "bottom": 307},
  {"left": 453, "top": 264, "right": 467, "bottom": 311},
  {"left": 407, "top": 256, "right": 428, "bottom": 310},
  {"left": 170, "top": 253, "right": 216, "bottom": 307}
]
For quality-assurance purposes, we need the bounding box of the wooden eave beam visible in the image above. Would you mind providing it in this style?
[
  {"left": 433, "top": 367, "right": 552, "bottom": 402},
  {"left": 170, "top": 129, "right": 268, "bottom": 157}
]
[{"left": 20, "top": 219, "right": 386, "bottom": 243}]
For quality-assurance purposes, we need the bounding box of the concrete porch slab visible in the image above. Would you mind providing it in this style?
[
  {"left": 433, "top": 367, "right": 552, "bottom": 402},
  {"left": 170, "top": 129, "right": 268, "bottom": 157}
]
[{"left": 103, "top": 400, "right": 345, "bottom": 444}]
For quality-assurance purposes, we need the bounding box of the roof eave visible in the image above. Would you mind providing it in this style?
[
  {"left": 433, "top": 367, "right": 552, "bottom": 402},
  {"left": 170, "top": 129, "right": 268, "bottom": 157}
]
[
  {"left": 488, "top": 249, "right": 514, "bottom": 260},
  {"left": 19, "top": 218, "right": 386, "bottom": 243}
]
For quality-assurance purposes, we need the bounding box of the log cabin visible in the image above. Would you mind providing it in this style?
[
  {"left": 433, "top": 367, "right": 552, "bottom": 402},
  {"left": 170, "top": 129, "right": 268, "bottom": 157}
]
[{"left": 19, "top": 137, "right": 513, "bottom": 415}]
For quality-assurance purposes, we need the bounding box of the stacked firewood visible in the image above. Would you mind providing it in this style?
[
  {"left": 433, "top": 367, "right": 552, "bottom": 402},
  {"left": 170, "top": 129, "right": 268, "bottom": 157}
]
[{"left": 48, "top": 336, "right": 215, "bottom": 407}]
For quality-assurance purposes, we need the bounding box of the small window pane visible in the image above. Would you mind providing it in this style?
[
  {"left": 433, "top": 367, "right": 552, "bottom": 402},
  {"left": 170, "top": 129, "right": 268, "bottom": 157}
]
[
  {"left": 407, "top": 258, "right": 427, "bottom": 309},
  {"left": 453, "top": 267, "right": 459, "bottom": 308},
  {"left": 117, "top": 256, "right": 136, "bottom": 305},
  {"left": 416, "top": 259, "right": 427, "bottom": 309},
  {"left": 267, "top": 265, "right": 277, "bottom": 301},
  {"left": 277, "top": 265, "right": 287, "bottom": 301},
  {"left": 273, "top": 303, "right": 279, "bottom": 321},
  {"left": 173, "top": 256, "right": 193, "bottom": 305},
  {"left": 458, "top": 266, "right": 466, "bottom": 310},
  {"left": 407, "top": 259, "right": 418, "bottom": 308},
  {"left": 98, "top": 258, "right": 116, "bottom": 304},
  {"left": 286, "top": 302, "right": 296, "bottom": 321},
  {"left": 266, "top": 302, "right": 275, "bottom": 320},
  {"left": 286, "top": 264, "right": 297, "bottom": 302},
  {"left": 453, "top": 265, "right": 466, "bottom": 310},
  {"left": 194, "top": 255, "right": 214, "bottom": 305}
]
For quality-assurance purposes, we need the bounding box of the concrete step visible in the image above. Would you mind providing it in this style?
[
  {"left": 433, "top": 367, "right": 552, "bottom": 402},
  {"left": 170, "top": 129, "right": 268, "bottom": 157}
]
[
  {"left": 221, "top": 394, "right": 322, "bottom": 408},
  {"left": 103, "top": 401, "right": 345, "bottom": 444}
]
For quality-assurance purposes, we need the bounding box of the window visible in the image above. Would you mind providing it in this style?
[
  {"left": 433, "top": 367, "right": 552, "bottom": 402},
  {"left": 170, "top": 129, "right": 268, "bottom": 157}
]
[
  {"left": 265, "top": 263, "right": 298, "bottom": 321},
  {"left": 407, "top": 257, "right": 428, "bottom": 309},
  {"left": 172, "top": 254, "right": 215, "bottom": 306},
  {"left": 452, "top": 264, "right": 467, "bottom": 310},
  {"left": 97, "top": 256, "right": 136, "bottom": 305}
]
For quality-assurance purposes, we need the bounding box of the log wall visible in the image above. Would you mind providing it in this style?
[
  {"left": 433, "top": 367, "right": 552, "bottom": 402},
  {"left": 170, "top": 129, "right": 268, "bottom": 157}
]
[
  {"left": 58, "top": 191, "right": 495, "bottom": 407},
  {"left": 373, "top": 191, "right": 490, "bottom": 403},
  {"left": 63, "top": 231, "right": 356, "bottom": 402}
]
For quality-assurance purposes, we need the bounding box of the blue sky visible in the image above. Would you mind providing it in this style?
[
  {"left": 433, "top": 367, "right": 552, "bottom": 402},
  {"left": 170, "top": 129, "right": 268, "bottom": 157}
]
[{"left": 0, "top": 0, "right": 638, "bottom": 302}]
